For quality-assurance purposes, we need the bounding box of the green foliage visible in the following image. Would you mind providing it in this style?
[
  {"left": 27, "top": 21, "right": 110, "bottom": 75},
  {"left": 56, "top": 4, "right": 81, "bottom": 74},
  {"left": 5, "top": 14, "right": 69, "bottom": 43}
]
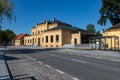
[
  {"left": 98, "top": 0, "right": 120, "bottom": 26},
  {"left": 0, "top": 0, "right": 15, "bottom": 24},
  {"left": 86, "top": 24, "right": 96, "bottom": 35},
  {"left": 0, "top": 30, "right": 5, "bottom": 43},
  {"left": 0, "top": 29, "right": 15, "bottom": 45},
  {"left": 96, "top": 30, "right": 100, "bottom": 35}
]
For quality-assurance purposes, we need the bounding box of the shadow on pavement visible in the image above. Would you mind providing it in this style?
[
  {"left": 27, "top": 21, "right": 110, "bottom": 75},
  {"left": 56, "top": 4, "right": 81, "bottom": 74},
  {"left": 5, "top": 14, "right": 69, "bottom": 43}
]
[
  {"left": 0, "top": 54, "right": 19, "bottom": 61},
  {"left": 7, "top": 48, "right": 61, "bottom": 54}
]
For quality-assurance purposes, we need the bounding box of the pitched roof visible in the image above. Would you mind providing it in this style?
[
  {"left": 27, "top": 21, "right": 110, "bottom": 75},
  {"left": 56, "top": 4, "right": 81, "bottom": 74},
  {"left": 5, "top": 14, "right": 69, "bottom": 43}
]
[
  {"left": 107, "top": 23, "right": 120, "bottom": 30},
  {"left": 13, "top": 33, "right": 28, "bottom": 40},
  {"left": 48, "top": 26, "right": 87, "bottom": 32},
  {"left": 48, "top": 19, "right": 72, "bottom": 26},
  {"left": 36, "top": 18, "right": 72, "bottom": 26}
]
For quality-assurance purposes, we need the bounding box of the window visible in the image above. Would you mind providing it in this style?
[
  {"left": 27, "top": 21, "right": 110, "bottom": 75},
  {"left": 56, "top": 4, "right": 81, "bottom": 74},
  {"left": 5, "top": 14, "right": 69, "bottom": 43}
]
[
  {"left": 35, "top": 39, "right": 36, "bottom": 43},
  {"left": 46, "top": 36, "right": 48, "bottom": 43},
  {"left": 30, "top": 39, "right": 32, "bottom": 43},
  {"left": 51, "top": 35, "right": 53, "bottom": 42},
  {"left": 42, "top": 38, "right": 44, "bottom": 43},
  {"left": 56, "top": 35, "right": 59, "bottom": 42},
  {"left": 25, "top": 40, "right": 27, "bottom": 43},
  {"left": 33, "top": 32, "right": 34, "bottom": 36},
  {"left": 28, "top": 40, "right": 29, "bottom": 43},
  {"left": 38, "top": 31, "right": 40, "bottom": 34}
]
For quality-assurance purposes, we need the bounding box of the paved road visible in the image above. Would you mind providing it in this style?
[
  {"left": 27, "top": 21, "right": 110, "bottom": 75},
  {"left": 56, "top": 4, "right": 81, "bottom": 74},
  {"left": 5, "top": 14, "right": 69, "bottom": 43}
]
[{"left": 24, "top": 49, "right": 120, "bottom": 80}]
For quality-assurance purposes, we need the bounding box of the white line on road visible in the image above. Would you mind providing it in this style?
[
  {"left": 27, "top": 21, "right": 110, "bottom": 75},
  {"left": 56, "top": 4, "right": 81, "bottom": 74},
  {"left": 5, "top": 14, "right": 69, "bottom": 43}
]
[
  {"left": 72, "top": 59, "right": 86, "bottom": 63},
  {"left": 38, "top": 61, "right": 42, "bottom": 64},
  {"left": 49, "top": 54, "right": 57, "bottom": 57},
  {"left": 96, "top": 57, "right": 103, "bottom": 60},
  {"left": 110, "top": 59, "right": 120, "bottom": 62},
  {"left": 45, "top": 64, "right": 51, "bottom": 68},
  {"left": 55, "top": 69, "right": 65, "bottom": 74},
  {"left": 28, "top": 56, "right": 32, "bottom": 59},
  {"left": 32, "top": 58, "right": 36, "bottom": 61},
  {"left": 72, "top": 77, "right": 79, "bottom": 80}
]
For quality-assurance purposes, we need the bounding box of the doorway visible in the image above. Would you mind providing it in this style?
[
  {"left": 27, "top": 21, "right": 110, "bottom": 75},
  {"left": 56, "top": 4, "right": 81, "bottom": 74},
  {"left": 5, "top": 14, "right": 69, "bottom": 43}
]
[
  {"left": 38, "top": 38, "right": 40, "bottom": 46},
  {"left": 74, "top": 39, "right": 77, "bottom": 44}
]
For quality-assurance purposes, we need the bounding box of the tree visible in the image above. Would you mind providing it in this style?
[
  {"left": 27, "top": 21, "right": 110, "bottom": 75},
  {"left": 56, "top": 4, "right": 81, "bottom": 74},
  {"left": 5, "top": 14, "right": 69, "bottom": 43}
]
[
  {"left": 98, "top": 0, "right": 120, "bottom": 26},
  {"left": 0, "top": 0, "right": 15, "bottom": 25},
  {"left": 86, "top": 24, "right": 96, "bottom": 35},
  {"left": 5, "top": 29, "right": 16, "bottom": 43},
  {"left": 96, "top": 30, "right": 100, "bottom": 35},
  {"left": 0, "top": 30, "right": 5, "bottom": 44},
  {"left": 0, "top": 29, "right": 15, "bottom": 45}
]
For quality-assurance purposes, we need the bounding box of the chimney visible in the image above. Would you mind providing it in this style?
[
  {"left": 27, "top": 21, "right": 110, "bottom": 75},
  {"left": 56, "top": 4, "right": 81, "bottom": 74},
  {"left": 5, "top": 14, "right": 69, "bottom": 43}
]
[
  {"left": 52, "top": 17, "right": 55, "bottom": 22},
  {"left": 43, "top": 20, "right": 46, "bottom": 23}
]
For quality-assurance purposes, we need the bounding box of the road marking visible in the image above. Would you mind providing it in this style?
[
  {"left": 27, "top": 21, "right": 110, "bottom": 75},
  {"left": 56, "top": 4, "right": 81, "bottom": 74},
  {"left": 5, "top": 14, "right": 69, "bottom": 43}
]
[
  {"left": 110, "top": 59, "right": 120, "bottom": 62},
  {"left": 38, "top": 61, "right": 42, "bottom": 64},
  {"left": 28, "top": 56, "right": 32, "bottom": 59},
  {"left": 25, "top": 55, "right": 28, "bottom": 57},
  {"left": 49, "top": 54, "right": 57, "bottom": 57},
  {"left": 72, "top": 59, "right": 86, "bottom": 63},
  {"left": 96, "top": 57, "right": 103, "bottom": 59},
  {"left": 72, "top": 77, "right": 79, "bottom": 80},
  {"left": 32, "top": 58, "right": 36, "bottom": 61},
  {"left": 84, "top": 55, "right": 91, "bottom": 57},
  {"left": 55, "top": 69, "right": 65, "bottom": 74},
  {"left": 45, "top": 64, "right": 51, "bottom": 68}
]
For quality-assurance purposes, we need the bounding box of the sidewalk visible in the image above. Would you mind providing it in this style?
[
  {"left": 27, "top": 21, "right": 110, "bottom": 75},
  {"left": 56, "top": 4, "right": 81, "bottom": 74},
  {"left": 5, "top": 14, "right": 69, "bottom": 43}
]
[
  {"left": 0, "top": 52, "right": 10, "bottom": 80},
  {"left": 60, "top": 49, "right": 120, "bottom": 62},
  {"left": 6, "top": 52, "right": 74, "bottom": 80}
]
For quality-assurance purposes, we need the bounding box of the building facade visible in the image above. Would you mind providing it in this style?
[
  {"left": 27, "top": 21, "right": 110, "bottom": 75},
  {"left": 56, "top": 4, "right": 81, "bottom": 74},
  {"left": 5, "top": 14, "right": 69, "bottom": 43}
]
[
  {"left": 24, "top": 18, "right": 89, "bottom": 47},
  {"left": 12, "top": 33, "right": 28, "bottom": 46},
  {"left": 102, "top": 23, "right": 120, "bottom": 49}
]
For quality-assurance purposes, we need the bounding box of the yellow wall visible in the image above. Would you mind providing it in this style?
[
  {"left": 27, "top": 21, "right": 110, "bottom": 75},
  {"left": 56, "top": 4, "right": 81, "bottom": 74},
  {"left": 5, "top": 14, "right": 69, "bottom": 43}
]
[
  {"left": 62, "top": 30, "right": 71, "bottom": 45},
  {"left": 71, "top": 32, "right": 81, "bottom": 44},
  {"left": 102, "top": 29, "right": 120, "bottom": 49},
  {"left": 48, "top": 23, "right": 57, "bottom": 29},
  {"left": 15, "top": 40, "right": 20, "bottom": 46},
  {"left": 41, "top": 29, "right": 62, "bottom": 47},
  {"left": 14, "top": 38, "right": 24, "bottom": 46},
  {"left": 24, "top": 20, "right": 85, "bottom": 47}
]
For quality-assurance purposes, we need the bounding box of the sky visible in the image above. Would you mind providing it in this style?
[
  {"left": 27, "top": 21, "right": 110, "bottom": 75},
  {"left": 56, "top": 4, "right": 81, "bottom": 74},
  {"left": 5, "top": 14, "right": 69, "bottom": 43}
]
[{"left": 2, "top": 0, "right": 111, "bottom": 35}]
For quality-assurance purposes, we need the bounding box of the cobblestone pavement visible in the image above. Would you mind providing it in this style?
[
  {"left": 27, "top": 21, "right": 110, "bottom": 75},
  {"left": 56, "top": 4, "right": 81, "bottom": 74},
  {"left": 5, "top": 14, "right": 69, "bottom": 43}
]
[{"left": 6, "top": 53, "right": 73, "bottom": 80}]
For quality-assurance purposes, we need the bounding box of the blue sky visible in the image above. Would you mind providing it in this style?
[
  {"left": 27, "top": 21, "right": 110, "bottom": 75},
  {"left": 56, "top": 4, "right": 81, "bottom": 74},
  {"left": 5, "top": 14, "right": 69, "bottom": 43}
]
[{"left": 2, "top": 0, "right": 111, "bottom": 35}]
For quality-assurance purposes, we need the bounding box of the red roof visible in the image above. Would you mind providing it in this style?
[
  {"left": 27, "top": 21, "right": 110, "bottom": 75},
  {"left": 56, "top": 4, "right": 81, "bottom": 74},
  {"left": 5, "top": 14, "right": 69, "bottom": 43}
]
[{"left": 13, "top": 33, "right": 28, "bottom": 40}]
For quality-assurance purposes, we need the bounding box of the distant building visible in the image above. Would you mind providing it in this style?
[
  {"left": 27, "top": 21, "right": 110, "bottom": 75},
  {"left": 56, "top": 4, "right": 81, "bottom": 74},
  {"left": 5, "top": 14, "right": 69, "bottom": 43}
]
[
  {"left": 102, "top": 23, "right": 120, "bottom": 49},
  {"left": 24, "top": 18, "right": 91, "bottom": 47},
  {"left": 12, "top": 33, "right": 28, "bottom": 46}
]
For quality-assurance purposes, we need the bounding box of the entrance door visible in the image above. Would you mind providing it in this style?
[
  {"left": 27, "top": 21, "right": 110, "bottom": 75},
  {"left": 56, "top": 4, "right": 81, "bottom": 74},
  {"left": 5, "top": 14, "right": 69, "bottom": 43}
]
[
  {"left": 33, "top": 38, "right": 34, "bottom": 45},
  {"left": 38, "top": 38, "right": 40, "bottom": 46},
  {"left": 74, "top": 39, "right": 77, "bottom": 44}
]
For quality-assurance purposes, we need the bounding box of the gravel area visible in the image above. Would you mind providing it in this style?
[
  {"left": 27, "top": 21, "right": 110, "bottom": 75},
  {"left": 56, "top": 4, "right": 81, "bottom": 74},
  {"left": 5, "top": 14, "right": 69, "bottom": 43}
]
[{"left": 6, "top": 53, "right": 73, "bottom": 80}]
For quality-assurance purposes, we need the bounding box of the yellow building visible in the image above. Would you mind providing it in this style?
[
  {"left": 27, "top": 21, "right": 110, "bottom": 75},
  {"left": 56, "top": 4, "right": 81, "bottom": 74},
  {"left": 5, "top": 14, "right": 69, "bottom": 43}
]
[
  {"left": 24, "top": 18, "right": 89, "bottom": 47},
  {"left": 12, "top": 33, "right": 28, "bottom": 46},
  {"left": 102, "top": 23, "right": 120, "bottom": 50}
]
